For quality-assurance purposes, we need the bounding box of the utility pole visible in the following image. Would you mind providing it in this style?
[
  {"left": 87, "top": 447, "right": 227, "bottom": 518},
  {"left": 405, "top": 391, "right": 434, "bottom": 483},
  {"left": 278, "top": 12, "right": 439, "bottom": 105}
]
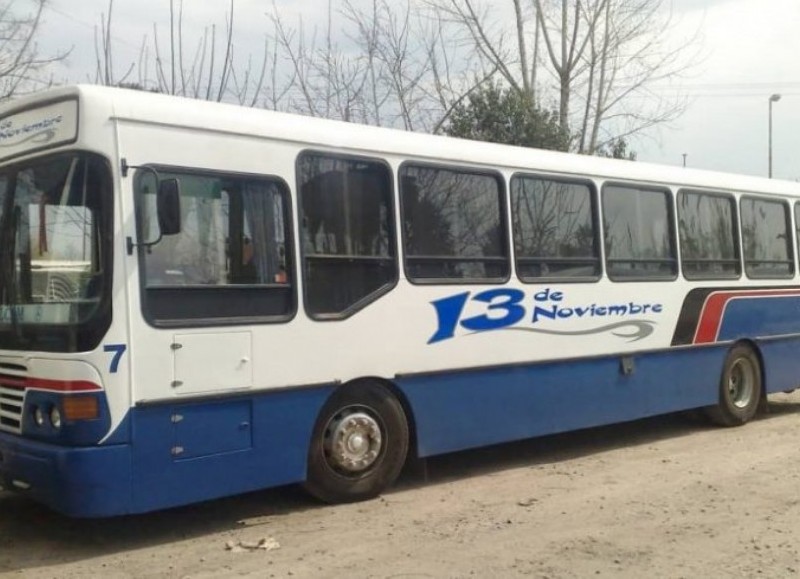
[{"left": 769, "top": 94, "right": 781, "bottom": 178}]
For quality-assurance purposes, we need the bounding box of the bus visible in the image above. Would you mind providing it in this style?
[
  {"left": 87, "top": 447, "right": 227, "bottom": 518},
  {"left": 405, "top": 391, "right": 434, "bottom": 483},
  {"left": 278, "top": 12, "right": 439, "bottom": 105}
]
[{"left": 0, "top": 85, "right": 798, "bottom": 517}]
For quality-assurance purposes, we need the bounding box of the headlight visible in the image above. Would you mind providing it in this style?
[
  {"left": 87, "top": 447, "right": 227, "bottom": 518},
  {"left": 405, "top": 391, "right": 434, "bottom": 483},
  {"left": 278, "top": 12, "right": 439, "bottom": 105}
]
[
  {"left": 33, "top": 406, "right": 45, "bottom": 427},
  {"left": 49, "top": 406, "right": 62, "bottom": 429}
]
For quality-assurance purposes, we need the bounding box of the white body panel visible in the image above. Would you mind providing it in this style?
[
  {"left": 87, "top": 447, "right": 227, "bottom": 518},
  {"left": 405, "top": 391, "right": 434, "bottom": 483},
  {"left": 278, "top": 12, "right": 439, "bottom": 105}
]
[{"left": 2, "top": 85, "right": 800, "bottom": 411}]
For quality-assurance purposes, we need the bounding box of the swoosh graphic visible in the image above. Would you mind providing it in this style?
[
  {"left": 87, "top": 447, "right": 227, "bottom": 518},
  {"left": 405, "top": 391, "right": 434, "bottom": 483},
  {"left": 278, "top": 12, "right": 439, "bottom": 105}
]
[
  {"left": 496, "top": 320, "right": 657, "bottom": 342},
  {"left": 0, "top": 128, "right": 56, "bottom": 148}
]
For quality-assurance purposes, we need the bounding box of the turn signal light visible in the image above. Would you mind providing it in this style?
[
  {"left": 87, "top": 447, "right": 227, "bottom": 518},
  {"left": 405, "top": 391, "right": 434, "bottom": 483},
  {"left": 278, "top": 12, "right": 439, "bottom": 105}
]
[{"left": 62, "top": 396, "right": 100, "bottom": 421}]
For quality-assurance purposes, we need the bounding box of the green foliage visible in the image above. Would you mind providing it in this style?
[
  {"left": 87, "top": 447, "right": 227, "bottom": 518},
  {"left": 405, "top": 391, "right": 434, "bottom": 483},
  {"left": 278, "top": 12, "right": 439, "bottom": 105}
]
[
  {"left": 597, "top": 137, "right": 637, "bottom": 161},
  {"left": 444, "top": 84, "right": 569, "bottom": 152}
]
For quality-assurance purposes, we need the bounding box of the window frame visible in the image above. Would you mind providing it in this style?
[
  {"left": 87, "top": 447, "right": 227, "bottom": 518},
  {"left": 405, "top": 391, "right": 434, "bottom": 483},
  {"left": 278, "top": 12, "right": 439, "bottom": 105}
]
[
  {"left": 0, "top": 150, "right": 114, "bottom": 353},
  {"left": 398, "top": 160, "right": 511, "bottom": 285},
  {"left": 134, "top": 164, "right": 297, "bottom": 328},
  {"left": 601, "top": 181, "right": 678, "bottom": 283},
  {"left": 295, "top": 150, "right": 399, "bottom": 321},
  {"left": 676, "top": 188, "right": 741, "bottom": 281},
  {"left": 510, "top": 171, "right": 602, "bottom": 284},
  {"left": 739, "top": 194, "right": 795, "bottom": 280},
  {"left": 794, "top": 201, "right": 800, "bottom": 275}
]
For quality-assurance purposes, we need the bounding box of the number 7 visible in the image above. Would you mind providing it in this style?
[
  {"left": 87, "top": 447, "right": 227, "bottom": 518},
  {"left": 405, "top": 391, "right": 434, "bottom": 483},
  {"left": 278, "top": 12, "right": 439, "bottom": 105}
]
[{"left": 104, "top": 344, "right": 127, "bottom": 373}]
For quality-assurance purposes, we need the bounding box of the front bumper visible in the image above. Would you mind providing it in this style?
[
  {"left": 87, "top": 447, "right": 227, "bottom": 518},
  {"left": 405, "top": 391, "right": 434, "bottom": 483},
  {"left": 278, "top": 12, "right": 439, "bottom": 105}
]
[{"left": 0, "top": 431, "right": 132, "bottom": 517}]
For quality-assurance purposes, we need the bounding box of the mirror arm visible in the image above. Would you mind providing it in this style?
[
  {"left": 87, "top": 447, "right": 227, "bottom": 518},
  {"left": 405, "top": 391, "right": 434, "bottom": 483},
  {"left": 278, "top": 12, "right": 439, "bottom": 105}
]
[
  {"left": 121, "top": 158, "right": 135, "bottom": 178},
  {"left": 126, "top": 232, "right": 163, "bottom": 256},
  {"left": 121, "top": 158, "right": 153, "bottom": 178}
]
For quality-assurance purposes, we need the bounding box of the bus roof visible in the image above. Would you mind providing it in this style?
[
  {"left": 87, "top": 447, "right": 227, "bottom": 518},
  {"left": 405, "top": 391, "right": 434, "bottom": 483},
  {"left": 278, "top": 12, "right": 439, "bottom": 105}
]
[{"left": 3, "top": 84, "right": 798, "bottom": 198}]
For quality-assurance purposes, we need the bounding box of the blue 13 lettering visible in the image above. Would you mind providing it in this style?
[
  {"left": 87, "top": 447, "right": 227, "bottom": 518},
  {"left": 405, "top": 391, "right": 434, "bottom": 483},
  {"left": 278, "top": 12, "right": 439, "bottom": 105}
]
[{"left": 428, "top": 288, "right": 664, "bottom": 344}]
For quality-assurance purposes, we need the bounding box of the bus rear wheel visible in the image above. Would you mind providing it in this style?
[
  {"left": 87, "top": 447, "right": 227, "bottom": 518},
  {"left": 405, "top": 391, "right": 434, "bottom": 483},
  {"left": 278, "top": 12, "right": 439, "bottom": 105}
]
[
  {"left": 304, "top": 381, "right": 409, "bottom": 504},
  {"left": 705, "top": 344, "right": 762, "bottom": 427}
]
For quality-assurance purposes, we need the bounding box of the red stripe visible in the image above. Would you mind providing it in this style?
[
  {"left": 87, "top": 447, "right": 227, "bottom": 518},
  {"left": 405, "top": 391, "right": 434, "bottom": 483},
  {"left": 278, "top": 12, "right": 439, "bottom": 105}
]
[
  {"left": 0, "top": 376, "right": 101, "bottom": 392},
  {"left": 694, "top": 289, "right": 800, "bottom": 344}
]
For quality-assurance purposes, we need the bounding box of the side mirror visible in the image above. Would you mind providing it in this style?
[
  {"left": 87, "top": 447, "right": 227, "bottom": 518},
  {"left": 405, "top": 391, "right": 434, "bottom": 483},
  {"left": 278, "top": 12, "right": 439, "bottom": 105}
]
[{"left": 157, "top": 179, "right": 181, "bottom": 236}]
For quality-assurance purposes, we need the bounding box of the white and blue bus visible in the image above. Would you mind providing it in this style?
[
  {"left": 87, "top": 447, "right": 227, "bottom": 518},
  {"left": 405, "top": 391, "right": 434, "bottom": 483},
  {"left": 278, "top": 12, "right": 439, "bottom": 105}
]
[{"left": 0, "top": 85, "right": 798, "bottom": 517}]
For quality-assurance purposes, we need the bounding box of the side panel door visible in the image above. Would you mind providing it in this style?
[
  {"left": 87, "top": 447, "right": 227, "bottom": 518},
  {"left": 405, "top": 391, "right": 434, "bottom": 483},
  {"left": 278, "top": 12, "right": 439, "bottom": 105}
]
[{"left": 172, "top": 332, "right": 252, "bottom": 395}]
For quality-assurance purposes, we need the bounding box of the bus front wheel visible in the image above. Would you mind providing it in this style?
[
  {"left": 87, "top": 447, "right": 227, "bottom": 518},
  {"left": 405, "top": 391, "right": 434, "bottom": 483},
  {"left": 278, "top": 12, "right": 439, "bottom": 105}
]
[
  {"left": 705, "top": 344, "right": 762, "bottom": 427},
  {"left": 304, "top": 381, "right": 409, "bottom": 503}
]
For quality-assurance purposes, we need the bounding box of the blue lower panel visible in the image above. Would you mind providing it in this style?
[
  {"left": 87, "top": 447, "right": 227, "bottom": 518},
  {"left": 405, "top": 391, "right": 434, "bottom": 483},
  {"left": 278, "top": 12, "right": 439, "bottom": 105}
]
[
  {"left": 397, "top": 346, "right": 731, "bottom": 457},
  {"left": 0, "top": 385, "right": 333, "bottom": 517},
  {"left": 128, "top": 385, "right": 332, "bottom": 515},
  {"left": 6, "top": 337, "right": 800, "bottom": 517},
  {"left": 0, "top": 433, "right": 132, "bottom": 517},
  {"left": 758, "top": 338, "right": 800, "bottom": 394}
]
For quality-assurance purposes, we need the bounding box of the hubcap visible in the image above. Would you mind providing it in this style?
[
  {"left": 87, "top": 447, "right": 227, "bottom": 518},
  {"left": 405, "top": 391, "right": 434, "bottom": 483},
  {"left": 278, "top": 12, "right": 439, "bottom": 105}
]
[
  {"left": 728, "top": 358, "right": 755, "bottom": 409},
  {"left": 324, "top": 410, "right": 383, "bottom": 473}
]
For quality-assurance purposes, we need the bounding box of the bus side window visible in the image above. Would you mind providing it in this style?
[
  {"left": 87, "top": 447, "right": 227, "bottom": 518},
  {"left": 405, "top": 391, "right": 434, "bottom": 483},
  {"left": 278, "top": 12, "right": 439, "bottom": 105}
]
[
  {"left": 603, "top": 183, "right": 677, "bottom": 281},
  {"left": 678, "top": 190, "right": 740, "bottom": 280},
  {"left": 511, "top": 174, "right": 600, "bottom": 282},
  {"left": 741, "top": 196, "right": 794, "bottom": 279},
  {"left": 400, "top": 164, "right": 509, "bottom": 283},
  {"left": 298, "top": 153, "right": 397, "bottom": 318},
  {"left": 135, "top": 168, "right": 294, "bottom": 324}
]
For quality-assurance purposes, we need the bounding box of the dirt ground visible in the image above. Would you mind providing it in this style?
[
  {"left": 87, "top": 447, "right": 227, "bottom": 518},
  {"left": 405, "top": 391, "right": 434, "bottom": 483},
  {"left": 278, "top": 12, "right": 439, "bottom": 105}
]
[{"left": 2, "top": 392, "right": 800, "bottom": 578}]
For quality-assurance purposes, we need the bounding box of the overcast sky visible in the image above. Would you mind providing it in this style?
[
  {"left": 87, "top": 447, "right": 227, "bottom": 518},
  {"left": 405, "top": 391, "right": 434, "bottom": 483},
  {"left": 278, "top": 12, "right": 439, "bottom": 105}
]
[{"left": 35, "top": 0, "right": 800, "bottom": 180}]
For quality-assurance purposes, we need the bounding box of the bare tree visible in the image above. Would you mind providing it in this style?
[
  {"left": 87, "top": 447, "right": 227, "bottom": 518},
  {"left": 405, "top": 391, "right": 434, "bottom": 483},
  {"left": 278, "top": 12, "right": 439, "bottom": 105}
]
[
  {"left": 428, "top": 0, "right": 532, "bottom": 97},
  {"left": 91, "top": 0, "right": 486, "bottom": 132},
  {"left": 534, "top": 0, "right": 608, "bottom": 134},
  {"left": 427, "top": 0, "right": 698, "bottom": 152},
  {"left": 268, "top": 1, "right": 370, "bottom": 120},
  {"left": 268, "top": 0, "right": 478, "bottom": 131},
  {"left": 91, "top": 0, "right": 696, "bottom": 153},
  {"left": 427, "top": 0, "right": 601, "bottom": 136},
  {"left": 0, "top": 0, "right": 68, "bottom": 100},
  {"left": 266, "top": 0, "right": 545, "bottom": 132},
  {"left": 576, "top": 0, "right": 698, "bottom": 153},
  {"left": 95, "top": 0, "right": 273, "bottom": 105}
]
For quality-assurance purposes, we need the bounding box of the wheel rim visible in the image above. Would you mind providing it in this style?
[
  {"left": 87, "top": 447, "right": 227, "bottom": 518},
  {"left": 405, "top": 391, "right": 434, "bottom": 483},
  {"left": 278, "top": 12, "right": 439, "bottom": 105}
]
[
  {"left": 728, "top": 357, "right": 756, "bottom": 409},
  {"left": 323, "top": 408, "right": 383, "bottom": 475}
]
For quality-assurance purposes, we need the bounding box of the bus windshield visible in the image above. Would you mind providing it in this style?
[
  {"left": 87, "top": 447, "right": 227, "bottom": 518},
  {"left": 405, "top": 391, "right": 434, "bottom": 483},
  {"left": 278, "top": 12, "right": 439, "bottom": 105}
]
[{"left": 0, "top": 152, "right": 112, "bottom": 351}]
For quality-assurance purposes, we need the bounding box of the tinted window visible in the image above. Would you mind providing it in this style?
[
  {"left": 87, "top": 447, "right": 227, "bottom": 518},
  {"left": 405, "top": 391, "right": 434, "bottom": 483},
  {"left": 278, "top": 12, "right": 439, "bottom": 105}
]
[
  {"left": 137, "top": 170, "right": 293, "bottom": 324},
  {"left": 298, "top": 153, "right": 396, "bottom": 317},
  {"left": 603, "top": 184, "right": 676, "bottom": 280},
  {"left": 678, "top": 190, "right": 740, "bottom": 279},
  {"left": 511, "top": 175, "right": 599, "bottom": 280},
  {"left": 741, "top": 196, "right": 793, "bottom": 278},
  {"left": 400, "top": 165, "right": 508, "bottom": 282}
]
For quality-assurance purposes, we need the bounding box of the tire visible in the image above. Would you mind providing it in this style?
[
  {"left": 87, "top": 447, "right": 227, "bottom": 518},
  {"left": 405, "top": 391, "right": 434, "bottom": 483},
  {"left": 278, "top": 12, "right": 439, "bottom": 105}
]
[
  {"left": 304, "top": 381, "right": 409, "bottom": 504},
  {"left": 705, "top": 344, "right": 762, "bottom": 427}
]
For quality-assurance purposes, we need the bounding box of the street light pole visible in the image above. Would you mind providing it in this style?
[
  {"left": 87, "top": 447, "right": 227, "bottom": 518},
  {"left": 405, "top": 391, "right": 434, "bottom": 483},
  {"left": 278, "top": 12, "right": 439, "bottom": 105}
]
[{"left": 769, "top": 93, "right": 781, "bottom": 178}]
